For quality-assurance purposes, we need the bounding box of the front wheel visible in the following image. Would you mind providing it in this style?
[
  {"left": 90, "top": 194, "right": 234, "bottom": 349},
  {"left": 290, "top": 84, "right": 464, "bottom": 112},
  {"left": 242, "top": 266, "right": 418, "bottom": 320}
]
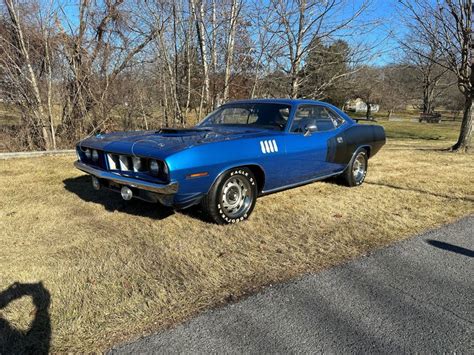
[
  {"left": 340, "top": 149, "right": 368, "bottom": 187},
  {"left": 201, "top": 167, "right": 257, "bottom": 224}
]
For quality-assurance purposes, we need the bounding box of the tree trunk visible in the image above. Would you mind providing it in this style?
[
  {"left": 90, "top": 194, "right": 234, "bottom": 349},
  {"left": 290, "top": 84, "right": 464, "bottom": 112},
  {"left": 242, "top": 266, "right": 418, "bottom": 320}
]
[
  {"left": 366, "top": 102, "right": 371, "bottom": 120},
  {"left": 198, "top": 85, "right": 205, "bottom": 122},
  {"left": 290, "top": 75, "right": 300, "bottom": 98},
  {"left": 210, "top": 0, "right": 217, "bottom": 109},
  {"left": 172, "top": 3, "right": 184, "bottom": 126},
  {"left": 421, "top": 73, "right": 436, "bottom": 114},
  {"left": 451, "top": 95, "right": 473, "bottom": 152},
  {"left": 223, "top": 0, "right": 239, "bottom": 102},
  {"left": 191, "top": 0, "right": 210, "bottom": 109},
  {"left": 184, "top": 4, "right": 193, "bottom": 119},
  {"left": 289, "top": 0, "right": 305, "bottom": 99},
  {"left": 162, "top": 75, "right": 169, "bottom": 127},
  {"left": 45, "top": 34, "right": 56, "bottom": 149},
  {"left": 422, "top": 84, "right": 430, "bottom": 114}
]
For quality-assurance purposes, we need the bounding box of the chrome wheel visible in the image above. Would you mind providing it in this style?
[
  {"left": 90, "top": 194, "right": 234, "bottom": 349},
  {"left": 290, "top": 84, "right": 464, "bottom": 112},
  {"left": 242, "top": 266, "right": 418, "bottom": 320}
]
[
  {"left": 352, "top": 152, "right": 366, "bottom": 183},
  {"left": 221, "top": 175, "right": 252, "bottom": 218}
]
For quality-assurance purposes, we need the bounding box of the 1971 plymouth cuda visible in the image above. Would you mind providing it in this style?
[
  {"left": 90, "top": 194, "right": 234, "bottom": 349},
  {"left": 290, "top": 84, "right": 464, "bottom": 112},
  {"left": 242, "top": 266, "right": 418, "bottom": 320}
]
[{"left": 74, "top": 99, "right": 386, "bottom": 224}]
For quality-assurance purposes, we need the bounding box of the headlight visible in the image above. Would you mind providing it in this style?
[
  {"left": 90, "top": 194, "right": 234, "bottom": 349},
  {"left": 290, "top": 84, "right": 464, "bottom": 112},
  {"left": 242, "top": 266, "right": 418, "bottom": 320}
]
[
  {"left": 85, "top": 149, "right": 91, "bottom": 159},
  {"left": 149, "top": 160, "right": 159, "bottom": 175},
  {"left": 92, "top": 150, "right": 99, "bottom": 162}
]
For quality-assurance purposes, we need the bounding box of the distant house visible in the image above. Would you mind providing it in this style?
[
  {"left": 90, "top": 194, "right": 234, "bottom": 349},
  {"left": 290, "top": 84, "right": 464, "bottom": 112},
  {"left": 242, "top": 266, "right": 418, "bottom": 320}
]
[{"left": 344, "top": 98, "right": 379, "bottom": 113}]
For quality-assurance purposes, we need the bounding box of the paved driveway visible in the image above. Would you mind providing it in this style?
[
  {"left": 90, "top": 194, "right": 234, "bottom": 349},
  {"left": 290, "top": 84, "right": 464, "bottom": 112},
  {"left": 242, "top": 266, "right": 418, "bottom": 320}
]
[{"left": 111, "top": 216, "right": 473, "bottom": 353}]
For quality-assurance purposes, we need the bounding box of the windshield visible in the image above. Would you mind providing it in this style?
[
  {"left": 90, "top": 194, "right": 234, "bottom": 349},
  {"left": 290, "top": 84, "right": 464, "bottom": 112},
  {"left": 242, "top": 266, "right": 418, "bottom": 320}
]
[{"left": 197, "top": 103, "right": 291, "bottom": 131}]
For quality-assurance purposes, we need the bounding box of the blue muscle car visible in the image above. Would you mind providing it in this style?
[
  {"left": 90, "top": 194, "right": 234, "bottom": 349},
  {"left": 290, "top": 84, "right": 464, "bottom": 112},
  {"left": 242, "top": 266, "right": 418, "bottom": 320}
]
[{"left": 74, "top": 99, "right": 386, "bottom": 224}]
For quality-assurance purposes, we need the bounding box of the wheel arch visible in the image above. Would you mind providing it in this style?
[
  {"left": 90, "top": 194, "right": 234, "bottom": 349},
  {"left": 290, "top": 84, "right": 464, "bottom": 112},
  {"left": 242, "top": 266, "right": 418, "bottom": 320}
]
[
  {"left": 246, "top": 164, "right": 266, "bottom": 193},
  {"left": 359, "top": 144, "right": 372, "bottom": 158},
  {"left": 208, "top": 163, "right": 266, "bottom": 194},
  {"left": 344, "top": 145, "right": 371, "bottom": 172}
]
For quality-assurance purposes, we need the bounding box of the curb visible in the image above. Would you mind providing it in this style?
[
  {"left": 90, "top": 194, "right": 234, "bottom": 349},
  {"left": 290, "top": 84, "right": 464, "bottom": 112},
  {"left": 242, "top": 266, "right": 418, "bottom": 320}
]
[{"left": 0, "top": 150, "right": 76, "bottom": 159}]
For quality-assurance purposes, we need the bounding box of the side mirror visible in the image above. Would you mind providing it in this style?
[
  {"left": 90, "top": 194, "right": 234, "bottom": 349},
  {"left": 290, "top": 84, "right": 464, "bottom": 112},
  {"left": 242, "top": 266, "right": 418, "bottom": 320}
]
[{"left": 304, "top": 124, "right": 317, "bottom": 136}]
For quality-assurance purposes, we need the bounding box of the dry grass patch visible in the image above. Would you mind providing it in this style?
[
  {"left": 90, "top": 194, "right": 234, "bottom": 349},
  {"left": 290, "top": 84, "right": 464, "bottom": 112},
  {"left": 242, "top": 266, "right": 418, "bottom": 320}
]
[{"left": 1, "top": 133, "right": 473, "bottom": 352}]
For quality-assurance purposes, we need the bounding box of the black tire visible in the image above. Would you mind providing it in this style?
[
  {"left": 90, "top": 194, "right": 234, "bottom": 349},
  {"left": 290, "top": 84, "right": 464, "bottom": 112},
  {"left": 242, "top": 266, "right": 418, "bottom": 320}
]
[
  {"left": 201, "top": 167, "right": 257, "bottom": 224},
  {"left": 340, "top": 149, "right": 368, "bottom": 187}
]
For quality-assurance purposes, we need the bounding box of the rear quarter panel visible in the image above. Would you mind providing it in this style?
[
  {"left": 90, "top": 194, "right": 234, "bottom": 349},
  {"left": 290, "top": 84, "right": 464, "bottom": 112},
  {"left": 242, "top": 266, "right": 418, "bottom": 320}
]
[{"left": 328, "top": 124, "right": 386, "bottom": 165}]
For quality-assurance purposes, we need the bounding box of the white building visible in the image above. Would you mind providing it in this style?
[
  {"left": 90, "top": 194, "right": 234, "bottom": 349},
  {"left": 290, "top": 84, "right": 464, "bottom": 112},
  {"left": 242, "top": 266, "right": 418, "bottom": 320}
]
[{"left": 344, "top": 98, "right": 379, "bottom": 113}]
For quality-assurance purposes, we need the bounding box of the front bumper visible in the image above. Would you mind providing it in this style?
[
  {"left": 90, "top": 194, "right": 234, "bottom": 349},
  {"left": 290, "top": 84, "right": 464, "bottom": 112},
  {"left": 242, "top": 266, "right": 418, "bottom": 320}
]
[{"left": 74, "top": 161, "right": 178, "bottom": 195}]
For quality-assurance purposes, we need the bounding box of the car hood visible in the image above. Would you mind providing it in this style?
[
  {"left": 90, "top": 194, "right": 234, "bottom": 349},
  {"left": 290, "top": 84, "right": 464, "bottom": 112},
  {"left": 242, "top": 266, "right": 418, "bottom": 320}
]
[{"left": 78, "top": 126, "right": 278, "bottom": 158}]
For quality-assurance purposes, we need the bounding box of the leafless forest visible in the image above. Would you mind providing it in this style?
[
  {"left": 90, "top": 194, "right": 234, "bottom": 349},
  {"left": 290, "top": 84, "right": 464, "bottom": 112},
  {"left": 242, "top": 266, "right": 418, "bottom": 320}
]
[{"left": 0, "top": 0, "right": 472, "bottom": 151}]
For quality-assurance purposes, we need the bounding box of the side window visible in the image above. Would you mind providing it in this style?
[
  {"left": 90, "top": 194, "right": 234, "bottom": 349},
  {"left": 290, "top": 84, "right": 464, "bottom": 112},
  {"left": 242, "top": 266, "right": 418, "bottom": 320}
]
[
  {"left": 313, "top": 106, "right": 336, "bottom": 132},
  {"left": 290, "top": 105, "right": 345, "bottom": 133},
  {"left": 326, "top": 108, "right": 345, "bottom": 128},
  {"left": 290, "top": 105, "right": 316, "bottom": 133}
]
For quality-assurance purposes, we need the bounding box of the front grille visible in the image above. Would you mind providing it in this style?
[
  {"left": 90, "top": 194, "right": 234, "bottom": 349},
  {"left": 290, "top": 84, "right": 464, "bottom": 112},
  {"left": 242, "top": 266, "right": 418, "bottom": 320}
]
[
  {"left": 106, "top": 153, "right": 147, "bottom": 172},
  {"left": 77, "top": 147, "right": 169, "bottom": 182}
]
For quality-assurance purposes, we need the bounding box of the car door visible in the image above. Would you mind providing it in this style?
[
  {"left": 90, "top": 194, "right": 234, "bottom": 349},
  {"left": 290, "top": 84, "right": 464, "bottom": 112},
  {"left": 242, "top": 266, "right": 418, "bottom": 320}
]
[{"left": 283, "top": 104, "right": 346, "bottom": 184}]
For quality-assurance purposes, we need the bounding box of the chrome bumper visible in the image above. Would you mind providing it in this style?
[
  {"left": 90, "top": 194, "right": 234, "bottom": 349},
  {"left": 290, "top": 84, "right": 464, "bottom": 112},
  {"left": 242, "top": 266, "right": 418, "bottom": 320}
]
[{"left": 74, "top": 161, "right": 178, "bottom": 194}]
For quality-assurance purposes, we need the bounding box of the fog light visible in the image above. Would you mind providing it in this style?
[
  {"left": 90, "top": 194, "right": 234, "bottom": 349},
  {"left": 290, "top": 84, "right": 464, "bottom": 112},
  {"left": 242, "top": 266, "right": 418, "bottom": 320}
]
[
  {"left": 121, "top": 186, "right": 133, "bottom": 200},
  {"left": 91, "top": 176, "right": 101, "bottom": 190}
]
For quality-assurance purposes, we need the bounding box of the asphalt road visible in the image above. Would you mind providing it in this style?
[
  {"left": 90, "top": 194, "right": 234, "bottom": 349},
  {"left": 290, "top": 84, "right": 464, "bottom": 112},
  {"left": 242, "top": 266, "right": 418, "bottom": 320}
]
[{"left": 111, "top": 216, "right": 474, "bottom": 354}]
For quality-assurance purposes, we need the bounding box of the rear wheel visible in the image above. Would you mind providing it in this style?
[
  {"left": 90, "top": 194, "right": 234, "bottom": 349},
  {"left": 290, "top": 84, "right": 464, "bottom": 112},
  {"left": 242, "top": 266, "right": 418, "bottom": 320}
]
[
  {"left": 340, "top": 149, "right": 368, "bottom": 187},
  {"left": 201, "top": 167, "right": 257, "bottom": 224}
]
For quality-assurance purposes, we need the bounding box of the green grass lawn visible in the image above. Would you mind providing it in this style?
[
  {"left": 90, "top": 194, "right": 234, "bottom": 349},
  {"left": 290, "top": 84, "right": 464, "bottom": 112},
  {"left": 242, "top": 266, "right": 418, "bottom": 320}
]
[{"left": 363, "top": 120, "right": 462, "bottom": 141}]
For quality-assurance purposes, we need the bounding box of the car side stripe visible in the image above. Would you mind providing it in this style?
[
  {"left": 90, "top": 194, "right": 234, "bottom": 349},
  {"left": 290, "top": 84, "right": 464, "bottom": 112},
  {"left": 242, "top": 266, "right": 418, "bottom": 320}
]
[
  {"left": 264, "top": 140, "right": 272, "bottom": 153},
  {"left": 272, "top": 139, "right": 278, "bottom": 152},
  {"left": 260, "top": 141, "right": 267, "bottom": 153}
]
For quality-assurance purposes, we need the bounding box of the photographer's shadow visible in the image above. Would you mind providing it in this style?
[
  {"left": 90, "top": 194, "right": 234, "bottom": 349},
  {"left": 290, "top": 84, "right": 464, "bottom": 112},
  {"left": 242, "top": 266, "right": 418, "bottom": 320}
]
[{"left": 0, "top": 282, "right": 51, "bottom": 354}]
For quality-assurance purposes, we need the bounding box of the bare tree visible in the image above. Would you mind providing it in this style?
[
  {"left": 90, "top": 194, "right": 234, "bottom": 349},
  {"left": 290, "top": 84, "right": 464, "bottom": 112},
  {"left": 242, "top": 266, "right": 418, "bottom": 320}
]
[
  {"left": 379, "top": 64, "right": 418, "bottom": 117},
  {"left": 352, "top": 66, "right": 383, "bottom": 119},
  {"left": 1, "top": 0, "right": 57, "bottom": 149},
  {"left": 400, "top": 0, "right": 473, "bottom": 151},
  {"left": 400, "top": 16, "right": 454, "bottom": 114},
  {"left": 265, "top": 0, "right": 372, "bottom": 98},
  {"left": 57, "top": 0, "right": 158, "bottom": 139},
  {"left": 246, "top": 0, "right": 280, "bottom": 98}
]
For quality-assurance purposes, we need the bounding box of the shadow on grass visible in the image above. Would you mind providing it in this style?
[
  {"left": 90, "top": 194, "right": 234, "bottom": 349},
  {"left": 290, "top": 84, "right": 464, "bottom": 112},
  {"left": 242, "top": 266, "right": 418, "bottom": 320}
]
[
  {"left": 426, "top": 240, "right": 474, "bottom": 258},
  {"left": 63, "top": 175, "right": 210, "bottom": 222},
  {"left": 384, "top": 146, "right": 453, "bottom": 152},
  {"left": 386, "top": 134, "right": 447, "bottom": 141},
  {"left": 63, "top": 176, "right": 175, "bottom": 220},
  {"left": 365, "top": 181, "right": 474, "bottom": 202},
  {"left": 0, "top": 282, "right": 51, "bottom": 354}
]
